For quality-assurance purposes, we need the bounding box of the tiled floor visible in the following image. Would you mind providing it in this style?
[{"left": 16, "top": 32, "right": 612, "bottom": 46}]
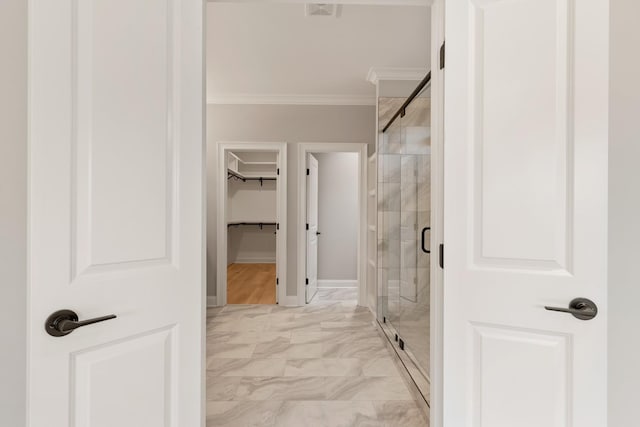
[{"left": 206, "top": 288, "right": 428, "bottom": 427}]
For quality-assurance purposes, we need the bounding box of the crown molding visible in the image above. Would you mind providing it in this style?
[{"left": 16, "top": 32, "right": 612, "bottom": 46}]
[
  {"left": 207, "top": 93, "right": 376, "bottom": 106},
  {"left": 366, "top": 67, "right": 429, "bottom": 85},
  {"left": 208, "top": 0, "right": 431, "bottom": 6}
]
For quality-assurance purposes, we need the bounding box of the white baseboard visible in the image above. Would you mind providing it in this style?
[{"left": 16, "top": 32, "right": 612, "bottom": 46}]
[
  {"left": 229, "top": 258, "right": 276, "bottom": 264},
  {"left": 207, "top": 296, "right": 218, "bottom": 307},
  {"left": 317, "top": 280, "right": 358, "bottom": 288}
]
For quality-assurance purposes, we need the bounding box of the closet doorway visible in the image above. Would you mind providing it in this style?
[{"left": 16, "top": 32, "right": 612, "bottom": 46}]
[
  {"left": 216, "top": 143, "right": 287, "bottom": 306},
  {"left": 297, "top": 143, "right": 368, "bottom": 306}
]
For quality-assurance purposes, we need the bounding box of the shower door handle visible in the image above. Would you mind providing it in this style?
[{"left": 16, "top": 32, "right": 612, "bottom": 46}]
[{"left": 421, "top": 227, "right": 431, "bottom": 254}]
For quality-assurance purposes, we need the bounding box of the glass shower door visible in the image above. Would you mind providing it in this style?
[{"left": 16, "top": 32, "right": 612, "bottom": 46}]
[
  {"left": 376, "top": 81, "right": 432, "bottom": 401},
  {"left": 398, "top": 93, "right": 431, "bottom": 379},
  {"left": 378, "top": 118, "right": 402, "bottom": 331}
]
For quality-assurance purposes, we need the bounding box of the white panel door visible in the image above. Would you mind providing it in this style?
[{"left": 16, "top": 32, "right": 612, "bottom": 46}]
[
  {"left": 306, "top": 154, "right": 319, "bottom": 303},
  {"left": 28, "top": 0, "right": 204, "bottom": 426},
  {"left": 443, "top": 0, "right": 608, "bottom": 426}
]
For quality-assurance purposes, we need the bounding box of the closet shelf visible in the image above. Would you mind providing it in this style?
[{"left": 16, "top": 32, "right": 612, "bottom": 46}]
[{"left": 240, "top": 161, "right": 277, "bottom": 166}]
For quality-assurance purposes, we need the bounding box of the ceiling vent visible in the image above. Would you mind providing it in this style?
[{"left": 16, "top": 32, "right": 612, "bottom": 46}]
[{"left": 305, "top": 4, "right": 342, "bottom": 18}]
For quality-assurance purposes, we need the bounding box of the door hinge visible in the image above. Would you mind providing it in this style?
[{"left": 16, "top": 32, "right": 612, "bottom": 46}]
[
  {"left": 306, "top": 223, "right": 309, "bottom": 230},
  {"left": 276, "top": 223, "right": 279, "bottom": 230},
  {"left": 306, "top": 168, "right": 310, "bottom": 175},
  {"left": 277, "top": 168, "right": 280, "bottom": 175},
  {"left": 439, "top": 243, "right": 444, "bottom": 269},
  {"left": 399, "top": 338, "right": 405, "bottom": 351},
  {"left": 439, "top": 41, "right": 445, "bottom": 70},
  {"left": 276, "top": 278, "right": 279, "bottom": 285},
  {"left": 305, "top": 278, "right": 309, "bottom": 285}
]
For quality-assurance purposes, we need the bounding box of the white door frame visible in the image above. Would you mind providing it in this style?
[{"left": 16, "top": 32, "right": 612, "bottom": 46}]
[
  {"left": 216, "top": 142, "right": 288, "bottom": 306},
  {"left": 297, "top": 143, "right": 368, "bottom": 306},
  {"left": 430, "top": 0, "right": 445, "bottom": 425}
]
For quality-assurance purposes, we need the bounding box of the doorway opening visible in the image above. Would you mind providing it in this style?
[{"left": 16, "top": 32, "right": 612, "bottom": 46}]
[
  {"left": 304, "top": 150, "right": 361, "bottom": 304},
  {"left": 298, "top": 144, "right": 369, "bottom": 306},
  {"left": 216, "top": 143, "right": 288, "bottom": 306}
]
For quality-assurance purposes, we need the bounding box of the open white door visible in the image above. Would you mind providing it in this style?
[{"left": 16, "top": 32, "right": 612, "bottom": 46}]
[
  {"left": 306, "top": 154, "right": 319, "bottom": 303},
  {"left": 443, "top": 0, "right": 609, "bottom": 426},
  {"left": 28, "top": 1, "right": 204, "bottom": 426}
]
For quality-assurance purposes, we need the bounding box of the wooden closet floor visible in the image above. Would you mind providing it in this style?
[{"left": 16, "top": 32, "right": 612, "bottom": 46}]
[{"left": 227, "top": 263, "right": 277, "bottom": 305}]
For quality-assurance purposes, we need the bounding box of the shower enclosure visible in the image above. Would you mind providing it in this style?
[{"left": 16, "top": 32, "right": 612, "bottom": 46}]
[{"left": 377, "top": 75, "right": 431, "bottom": 401}]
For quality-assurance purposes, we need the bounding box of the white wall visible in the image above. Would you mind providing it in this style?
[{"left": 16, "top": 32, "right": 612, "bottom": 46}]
[
  {"left": 228, "top": 179, "right": 277, "bottom": 222},
  {"left": 228, "top": 226, "right": 277, "bottom": 264},
  {"left": 206, "top": 104, "right": 375, "bottom": 297},
  {"left": 608, "top": 0, "right": 640, "bottom": 425},
  {"left": 0, "top": 0, "right": 27, "bottom": 424},
  {"left": 314, "top": 152, "right": 359, "bottom": 282}
]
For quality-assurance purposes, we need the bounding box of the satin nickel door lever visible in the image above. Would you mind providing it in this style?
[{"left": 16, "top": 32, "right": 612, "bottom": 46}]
[
  {"left": 545, "top": 298, "right": 598, "bottom": 321},
  {"left": 45, "top": 309, "right": 117, "bottom": 337}
]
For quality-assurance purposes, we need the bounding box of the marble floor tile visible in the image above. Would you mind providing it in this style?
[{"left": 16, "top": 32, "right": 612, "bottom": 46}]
[
  {"left": 210, "top": 318, "right": 269, "bottom": 332},
  {"left": 321, "top": 401, "right": 383, "bottom": 427},
  {"left": 211, "top": 314, "right": 272, "bottom": 326},
  {"left": 289, "top": 331, "right": 331, "bottom": 344},
  {"left": 325, "top": 377, "right": 414, "bottom": 401},
  {"left": 206, "top": 307, "right": 224, "bottom": 318},
  {"left": 320, "top": 320, "right": 374, "bottom": 331},
  {"left": 267, "top": 322, "right": 323, "bottom": 333},
  {"left": 221, "top": 304, "right": 274, "bottom": 315},
  {"left": 206, "top": 400, "right": 282, "bottom": 427},
  {"left": 235, "top": 377, "right": 326, "bottom": 401},
  {"left": 362, "top": 358, "right": 402, "bottom": 377},
  {"left": 207, "top": 342, "right": 256, "bottom": 358},
  {"left": 317, "top": 288, "right": 359, "bottom": 301},
  {"left": 293, "top": 312, "right": 349, "bottom": 323},
  {"left": 322, "top": 340, "right": 389, "bottom": 359},
  {"left": 226, "top": 331, "right": 291, "bottom": 344},
  {"left": 323, "top": 329, "right": 383, "bottom": 343},
  {"left": 206, "top": 294, "right": 427, "bottom": 426},
  {"left": 254, "top": 342, "right": 323, "bottom": 359},
  {"left": 372, "top": 401, "right": 428, "bottom": 427},
  {"left": 345, "top": 311, "right": 377, "bottom": 322},
  {"left": 206, "top": 329, "right": 236, "bottom": 339},
  {"left": 284, "top": 358, "right": 363, "bottom": 377},
  {"left": 207, "top": 358, "right": 287, "bottom": 377},
  {"left": 206, "top": 375, "right": 241, "bottom": 401},
  {"left": 273, "top": 401, "right": 325, "bottom": 427}
]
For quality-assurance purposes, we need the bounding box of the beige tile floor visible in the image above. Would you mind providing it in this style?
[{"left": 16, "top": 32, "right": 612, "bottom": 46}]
[{"left": 206, "top": 288, "right": 428, "bottom": 427}]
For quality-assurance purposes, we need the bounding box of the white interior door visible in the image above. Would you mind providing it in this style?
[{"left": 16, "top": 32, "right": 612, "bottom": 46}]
[
  {"left": 275, "top": 151, "right": 280, "bottom": 304},
  {"left": 28, "top": 0, "right": 203, "bottom": 426},
  {"left": 306, "top": 154, "right": 319, "bottom": 303},
  {"left": 443, "top": 0, "right": 609, "bottom": 426}
]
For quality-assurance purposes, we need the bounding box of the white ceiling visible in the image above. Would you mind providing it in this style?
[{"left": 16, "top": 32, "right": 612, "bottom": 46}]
[{"left": 207, "top": 2, "right": 431, "bottom": 105}]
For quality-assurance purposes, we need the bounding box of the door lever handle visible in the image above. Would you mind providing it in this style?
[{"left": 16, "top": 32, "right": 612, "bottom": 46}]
[
  {"left": 45, "top": 309, "right": 117, "bottom": 337},
  {"left": 545, "top": 298, "right": 598, "bottom": 321}
]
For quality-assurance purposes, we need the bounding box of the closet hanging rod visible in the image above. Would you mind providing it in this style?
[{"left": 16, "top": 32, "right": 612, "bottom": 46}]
[
  {"left": 382, "top": 71, "right": 431, "bottom": 133},
  {"left": 227, "top": 222, "right": 277, "bottom": 230},
  {"left": 227, "top": 170, "right": 277, "bottom": 186}
]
